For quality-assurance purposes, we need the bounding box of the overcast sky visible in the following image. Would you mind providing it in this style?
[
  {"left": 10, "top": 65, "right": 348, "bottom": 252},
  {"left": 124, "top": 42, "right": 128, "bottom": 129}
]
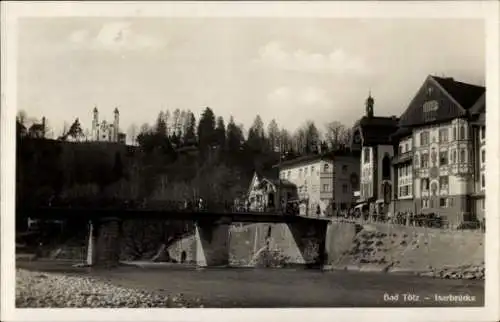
[{"left": 18, "top": 18, "right": 485, "bottom": 138}]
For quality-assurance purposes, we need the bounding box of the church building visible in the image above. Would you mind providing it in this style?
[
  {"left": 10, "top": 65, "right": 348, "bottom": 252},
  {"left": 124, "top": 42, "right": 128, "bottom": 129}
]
[{"left": 91, "top": 107, "right": 126, "bottom": 143}]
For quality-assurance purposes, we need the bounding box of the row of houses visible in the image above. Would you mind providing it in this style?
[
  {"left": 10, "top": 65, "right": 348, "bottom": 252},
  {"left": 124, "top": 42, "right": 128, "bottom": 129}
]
[{"left": 246, "top": 75, "right": 486, "bottom": 228}]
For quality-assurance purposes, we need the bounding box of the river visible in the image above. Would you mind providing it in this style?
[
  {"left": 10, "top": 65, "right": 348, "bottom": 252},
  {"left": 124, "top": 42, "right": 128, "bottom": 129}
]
[{"left": 16, "top": 260, "right": 484, "bottom": 308}]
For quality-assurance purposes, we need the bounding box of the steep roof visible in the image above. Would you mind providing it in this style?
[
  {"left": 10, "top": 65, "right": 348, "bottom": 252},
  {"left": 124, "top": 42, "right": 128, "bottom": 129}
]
[
  {"left": 252, "top": 169, "right": 296, "bottom": 189},
  {"left": 469, "top": 92, "right": 485, "bottom": 116},
  {"left": 399, "top": 75, "right": 485, "bottom": 128},
  {"left": 432, "top": 76, "right": 485, "bottom": 110}
]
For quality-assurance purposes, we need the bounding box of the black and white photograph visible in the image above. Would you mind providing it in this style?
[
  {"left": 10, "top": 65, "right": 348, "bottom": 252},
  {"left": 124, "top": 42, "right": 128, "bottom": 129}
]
[{"left": 1, "top": 1, "right": 499, "bottom": 322}]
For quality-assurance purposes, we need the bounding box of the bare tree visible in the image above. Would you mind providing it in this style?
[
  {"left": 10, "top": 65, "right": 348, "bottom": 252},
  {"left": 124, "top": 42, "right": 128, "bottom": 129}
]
[
  {"left": 127, "top": 124, "right": 138, "bottom": 145},
  {"left": 17, "top": 110, "right": 27, "bottom": 124},
  {"left": 325, "top": 121, "right": 351, "bottom": 149}
]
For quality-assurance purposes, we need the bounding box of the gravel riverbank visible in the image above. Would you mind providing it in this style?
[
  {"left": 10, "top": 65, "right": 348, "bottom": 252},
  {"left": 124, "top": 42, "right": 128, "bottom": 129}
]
[{"left": 16, "top": 269, "right": 204, "bottom": 308}]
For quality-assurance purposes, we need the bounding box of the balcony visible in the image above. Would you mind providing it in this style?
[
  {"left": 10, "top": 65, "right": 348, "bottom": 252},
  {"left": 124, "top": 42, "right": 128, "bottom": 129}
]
[{"left": 392, "top": 151, "right": 413, "bottom": 165}]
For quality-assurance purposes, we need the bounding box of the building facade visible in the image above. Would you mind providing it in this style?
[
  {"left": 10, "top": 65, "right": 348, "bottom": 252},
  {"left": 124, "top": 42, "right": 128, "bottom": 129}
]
[
  {"left": 392, "top": 75, "right": 485, "bottom": 227},
  {"left": 277, "top": 153, "right": 360, "bottom": 216},
  {"left": 247, "top": 170, "right": 297, "bottom": 212},
  {"left": 91, "top": 107, "right": 125, "bottom": 143},
  {"left": 352, "top": 95, "right": 399, "bottom": 215}
]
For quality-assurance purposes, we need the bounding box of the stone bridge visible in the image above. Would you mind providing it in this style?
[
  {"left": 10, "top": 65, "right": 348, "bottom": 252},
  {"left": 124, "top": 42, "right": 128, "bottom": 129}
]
[{"left": 20, "top": 207, "right": 330, "bottom": 268}]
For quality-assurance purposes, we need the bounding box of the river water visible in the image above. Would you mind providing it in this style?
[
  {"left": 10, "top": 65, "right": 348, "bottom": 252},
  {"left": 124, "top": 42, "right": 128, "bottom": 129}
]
[{"left": 17, "top": 260, "right": 484, "bottom": 308}]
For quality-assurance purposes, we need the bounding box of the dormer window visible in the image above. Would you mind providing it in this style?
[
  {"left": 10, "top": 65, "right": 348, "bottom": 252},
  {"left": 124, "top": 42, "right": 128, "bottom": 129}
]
[{"left": 427, "top": 87, "right": 433, "bottom": 96}]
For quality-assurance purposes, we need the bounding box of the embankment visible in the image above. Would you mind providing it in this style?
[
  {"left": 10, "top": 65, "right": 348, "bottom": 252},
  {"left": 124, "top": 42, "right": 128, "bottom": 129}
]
[
  {"left": 325, "top": 221, "right": 484, "bottom": 279},
  {"left": 18, "top": 219, "right": 485, "bottom": 280}
]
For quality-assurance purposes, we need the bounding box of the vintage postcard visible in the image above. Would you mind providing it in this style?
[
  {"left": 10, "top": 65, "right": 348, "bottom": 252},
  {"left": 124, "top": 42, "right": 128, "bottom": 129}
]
[{"left": 1, "top": 1, "right": 499, "bottom": 322}]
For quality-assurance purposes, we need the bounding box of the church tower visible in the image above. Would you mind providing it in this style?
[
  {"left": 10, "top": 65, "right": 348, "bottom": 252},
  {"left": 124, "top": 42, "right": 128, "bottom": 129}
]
[
  {"left": 365, "top": 92, "right": 374, "bottom": 118},
  {"left": 113, "top": 107, "right": 120, "bottom": 142},
  {"left": 92, "top": 107, "right": 99, "bottom": 141}
]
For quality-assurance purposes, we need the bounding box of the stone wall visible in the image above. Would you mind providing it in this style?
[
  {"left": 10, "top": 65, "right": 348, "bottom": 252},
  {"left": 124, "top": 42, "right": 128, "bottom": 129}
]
[
  {"left": 95, "top": 219, "right": 121, "bottom": 266},
  {"left": 327, "top": 221, "right": 484, "bottom": 274},
  {"left": 228, "top": 221, "right": 327, "bottom": 267}
]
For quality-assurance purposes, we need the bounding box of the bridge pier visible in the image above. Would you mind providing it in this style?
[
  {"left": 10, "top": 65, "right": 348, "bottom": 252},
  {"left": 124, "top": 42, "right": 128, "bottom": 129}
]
[
  {"left": 195, "top": 218, "right": 231, "bottom": 267},
  {"left": 86, "top": 217, "right": 122, "bottom": 267}
]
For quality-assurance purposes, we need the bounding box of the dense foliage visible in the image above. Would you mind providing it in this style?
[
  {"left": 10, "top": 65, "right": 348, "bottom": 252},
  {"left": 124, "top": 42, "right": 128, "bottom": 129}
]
[{"left": 16, "top": 108, "right": 352, "bottom": 215}]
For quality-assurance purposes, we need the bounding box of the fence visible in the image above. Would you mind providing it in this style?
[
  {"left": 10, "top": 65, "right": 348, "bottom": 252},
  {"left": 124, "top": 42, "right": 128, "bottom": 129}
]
[{"left": 330, "top": 213, "right": 485, "bottom": 232}]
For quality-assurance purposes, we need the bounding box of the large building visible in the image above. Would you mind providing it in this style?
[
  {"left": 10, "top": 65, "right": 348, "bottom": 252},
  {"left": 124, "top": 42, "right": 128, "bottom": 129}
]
[
  {"left": 351, "top": 94, "right": 399, "bottom": 215},
  {"left": 91, "top": 107, "right": 125, "bottom": 143},
  {"left": 352, "top": 75, "right": 486, "bottom": 227},
  {"left": 276, "top": 152, "right": 360, "bottom": 216}
]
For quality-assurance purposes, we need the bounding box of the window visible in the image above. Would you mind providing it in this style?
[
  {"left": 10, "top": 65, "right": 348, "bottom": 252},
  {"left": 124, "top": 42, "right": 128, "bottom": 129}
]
[
  {"left": 304, "top": 167, "right": 308, "bottom": 176},
  {"left": 342, "top": 184, "right": 348, "bottom": 193},
  {"left": 439, "top": 151, "right": 448, "bottom": 165},
  {"left": 459, "top": 125, "right": 465, "bottom": 140},
  {"left": 287, "top": 171, "right": 291, "bottom": 178},
  {"left": 322, "top": 184, "right": 330, "bottom": 192},
  {"left": 382, "top": 155, "right": 391, "bottom": 179},
  {"left": 422, "top": 199, "right": 429, "bottom": 208},
  {"left": 299, "top": 169, "right": 303, "bottom": 177},
  {"left": 363, "top": 147, "right": 370, "bottom": 163},
  {"left": 421, "top": 153, "right": 429, "bottom": 168},
  {"left": 439, "top": 176, "right": 449, "bottom": 190},
  {"left": 311, "top": 166, "right": 315, "bottom": 173},
  {"left": 439, "top": 198, "right": 446, "bottom": 208},
  {"left": 399, "top": 185, "right": 410, "bottom": 197},
  {"left": 481, "top": 174, "right": 485, "bottom": 189},
  {"left": 405, "top": 143, "right": 409, "bottom": 152},
  {"left": 323, "top": 163, "right": 329, "bottom": 172},
  {"left": 398, "top": 145, "right": 403, "bottom": 155},
  {"left": 414, "top": 154, "right": 420, "bottom": 168},
  {"left": 481, "top": 199, "right": 485, "bottom": 210},
  {"left": 342, "top": 165, "right": 348, "bottom": 174},
  {"left": 453, "top": 127, "right": 457, "bottom": 141},
  {"left": 460, "top": 149, "right": 466, "bottom": 163},
  {"left": 422, "top": 178, "right": 430, "bottom": 191},
  {"left": 420, "top": 131, "right": 429, "bottom": 145},
  {"left": 439, "top": 129, "right": 448, "bottom": 143},
  {"left": 481, "top": 150, "right": 485, "bottom": 163},
  {"left": 481, "top": 126, "right": 485, "bottom": 140},
  {"left": 452, "top": 150, "right": 457, "bottom": 163}
]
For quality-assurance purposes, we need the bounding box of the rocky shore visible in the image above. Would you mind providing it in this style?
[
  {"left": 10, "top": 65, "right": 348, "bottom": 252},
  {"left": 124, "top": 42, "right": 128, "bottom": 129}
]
[
  {"left": 16, "top": 269, "right": 204, "bottom": 308},
  {"left": 419, "top": 264, "right": 485, "bottom": 280}
]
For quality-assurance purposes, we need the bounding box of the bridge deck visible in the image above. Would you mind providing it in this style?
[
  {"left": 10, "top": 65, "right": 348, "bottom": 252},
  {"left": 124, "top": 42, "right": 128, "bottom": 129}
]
[{"left": 19, "top": 207, "right": 330, "bottom": 224}]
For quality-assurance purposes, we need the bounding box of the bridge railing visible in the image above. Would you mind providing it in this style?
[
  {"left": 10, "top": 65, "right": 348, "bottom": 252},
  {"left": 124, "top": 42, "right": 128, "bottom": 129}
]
[{"left": 25, "top": 198, "right": 287, "bottom": 215}]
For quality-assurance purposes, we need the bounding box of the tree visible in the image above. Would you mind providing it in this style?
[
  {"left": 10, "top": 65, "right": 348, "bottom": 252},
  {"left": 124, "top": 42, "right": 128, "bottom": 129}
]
[
  {"left": 247, "top": 115, "right": 266, "bottom": 153},
  {"left": 325, "top": 121, "right": 350, "bottom": 150},
  {"left": 267, "top": 119, "right": 280, "bottom": 152},
  {"left": 197, "top": 107, "right": 216, "bottom": 151},
  {"left": 127, "top": 124, "right": 138, "bottom": 145},
  {"left": 172, "top": 109, "right": 181, "bottom": 138},
  {"left": 293, "top": 127, "right": 307, "bottom": 155},
  {"left": 155, "top": 112, "right": 167, "bottom": 137},
  {"left": 215, "top": 116, "right": 226, "bottom": 149},
  {"left": 164, "top": 110, "right": 171, "bottom": 136},
  {"left": 17, "top": 110, "right": 27, "bottom": 125},
  {"left": 304, "top": 121, "right": 320, "bottom": 154},
  {"left": 179, "top": 110, "right": 187, "bottom": 139},
  {"left": 226, "top": 116, "right": 244, "bottom": 153},
  {"left": 183, "top": 111, "right": 197, "bottom": 145}
]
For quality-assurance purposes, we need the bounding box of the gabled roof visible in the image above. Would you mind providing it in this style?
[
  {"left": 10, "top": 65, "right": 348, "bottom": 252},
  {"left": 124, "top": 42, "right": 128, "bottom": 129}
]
[
  {"left": 399, "top": 75, "right": 485, "bottom": 128},
  {"left": 432, "top": 76, "right": 485, "bottom": 110},
  {"left": 469, "top": 92, "right": 485, "bottom": 116}
]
